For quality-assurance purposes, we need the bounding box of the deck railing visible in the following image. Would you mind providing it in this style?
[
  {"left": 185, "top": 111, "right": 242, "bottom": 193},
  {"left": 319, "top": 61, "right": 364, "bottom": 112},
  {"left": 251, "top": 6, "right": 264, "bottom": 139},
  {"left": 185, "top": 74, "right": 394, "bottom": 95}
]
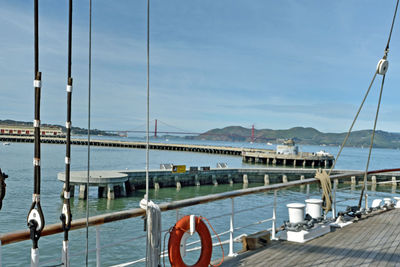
[{"left": 1, "top": 168, "right": 399, "bottom": 266}]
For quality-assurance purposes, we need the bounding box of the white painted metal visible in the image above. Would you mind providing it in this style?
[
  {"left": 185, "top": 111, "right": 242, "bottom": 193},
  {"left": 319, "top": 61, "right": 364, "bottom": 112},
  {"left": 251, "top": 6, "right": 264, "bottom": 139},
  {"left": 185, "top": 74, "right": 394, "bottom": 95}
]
[
  {"left": 287, "top": 203, "right": 305, "bottom": 224},
  {"left": 394, "top": 197, "right": 400, "bottom": 208},
  {"left": 31, "top": 248, "right": 39, "bottom": 267},
  {"left": 271, "top": 190, "right": 277, "bottom": 240},
  {"left": 280, "top": 222, "right": 331, "bottom": 243},
  {"left": 332, "top": 179, "right": 337, "bottom": 219},
  {"left": 62, "top": 240, "right": 69, "bottom": 267},
  {"left": 96, "top": 226, "right": 100, "bottom": 267},
  {"left": 371, "top": 199, "right": 382, "bottom": 208},
  {"left": 189, "top": 215, "right": 195, "bottom": 235},
  {"left": 305, "top": 199, "right": 323, "bottom": 219},
  {"left": 228, "top": 198, "right": 237, "bottom": 257}
]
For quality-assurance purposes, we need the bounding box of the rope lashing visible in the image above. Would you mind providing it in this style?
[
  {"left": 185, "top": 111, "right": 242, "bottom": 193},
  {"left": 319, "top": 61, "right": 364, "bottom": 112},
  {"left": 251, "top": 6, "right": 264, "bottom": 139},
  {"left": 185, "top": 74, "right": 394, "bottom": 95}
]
[{"left": 315, "top": 169, "right": 332, "bottom": 214}]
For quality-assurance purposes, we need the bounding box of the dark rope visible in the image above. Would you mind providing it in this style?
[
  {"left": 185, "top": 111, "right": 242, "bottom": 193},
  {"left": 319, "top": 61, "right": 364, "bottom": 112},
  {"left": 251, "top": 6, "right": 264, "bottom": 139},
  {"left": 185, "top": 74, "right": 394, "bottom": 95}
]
[
  {"left": 385, "top": 0, "right": 399, "bottom": 52},
  {"left": 85, "top": 0, "right": 92, "bottom": 266},
  {"left": 28, "top": 0, "right": 45, "bottom": 256},
  {"left": 60, "top": 1, "right": 73, "bottom": 266}
]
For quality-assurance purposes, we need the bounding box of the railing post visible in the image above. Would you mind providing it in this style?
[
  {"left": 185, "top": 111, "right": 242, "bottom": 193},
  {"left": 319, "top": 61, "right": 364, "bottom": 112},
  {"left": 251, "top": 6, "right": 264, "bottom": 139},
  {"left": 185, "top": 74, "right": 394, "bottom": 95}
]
[
  {"left": 96, "top": 226, "right": 101, "bottom": 267},
  {"left": 332, "top": 179, "right": 337, "bottom": 219},
  {"left": 271, "top": 190, "right": 278, "bottom": 240},
  {"left": 228, "top": 198, "right": 237, "bottom": 257}
]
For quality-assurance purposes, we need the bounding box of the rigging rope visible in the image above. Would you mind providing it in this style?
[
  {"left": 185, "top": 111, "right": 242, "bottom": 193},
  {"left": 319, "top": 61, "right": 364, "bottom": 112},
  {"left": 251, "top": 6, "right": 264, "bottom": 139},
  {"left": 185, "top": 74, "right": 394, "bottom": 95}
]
[
  {"left": 60, "top": 1, "right": 73, "bottom": 266},
  {"left": 326, "top": 0, "right": 399, "bottom": 212},
  {"left": 27, "top": 1, "right": 45, "bottom": 266},
  {"left": 85, "top": 0, "right": 93, "bottom": 266},
  {"left": 145, "top": 0, "right": 151, "bottom": 265},
  {"left": 358, "top": 75, "right": 386, "bottom": 208}
]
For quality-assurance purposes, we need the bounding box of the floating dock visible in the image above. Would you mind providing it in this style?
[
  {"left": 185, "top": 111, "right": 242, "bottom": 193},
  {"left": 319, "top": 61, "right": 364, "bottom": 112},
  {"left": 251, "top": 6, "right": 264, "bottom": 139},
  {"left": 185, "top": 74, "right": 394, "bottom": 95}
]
[
  {"left": 58, "top": 167, "right": 400, "bottom": 200},
  {"left": 1, "top": 135, "right": 334, "bottom": 167}
]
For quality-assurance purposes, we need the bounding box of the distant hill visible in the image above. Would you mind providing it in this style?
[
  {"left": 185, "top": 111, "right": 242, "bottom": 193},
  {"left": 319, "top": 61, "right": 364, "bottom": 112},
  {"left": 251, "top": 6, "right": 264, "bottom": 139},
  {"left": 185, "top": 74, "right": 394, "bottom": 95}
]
[
  {"left": 187, "top": 126, "right": 400, "bottom": 149},
  {"left": 0, "top": 119, "right": 116, "bottom": 136}
]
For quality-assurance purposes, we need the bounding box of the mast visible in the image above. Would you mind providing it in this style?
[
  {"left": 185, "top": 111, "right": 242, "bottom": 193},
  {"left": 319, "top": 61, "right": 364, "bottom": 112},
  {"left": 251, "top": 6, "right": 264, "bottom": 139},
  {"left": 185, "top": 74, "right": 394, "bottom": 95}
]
[
  {"left": 27, "top": 1, "right": 45, "bottom": 266},
  {"left": 60, "top": 0, "right": 73, "bottom": 266}
]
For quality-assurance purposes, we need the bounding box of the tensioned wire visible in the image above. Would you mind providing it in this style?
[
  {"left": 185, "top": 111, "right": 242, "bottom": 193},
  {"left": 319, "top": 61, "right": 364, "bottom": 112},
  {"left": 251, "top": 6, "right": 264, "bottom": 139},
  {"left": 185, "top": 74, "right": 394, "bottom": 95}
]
[
  {"left": 85, "top": 0, "right": 92, "bottom": 266},
  {"left": 145, "top": 0, "right": 151, "bottom": 265},
  {"left": 327, "top": 0, "right": 399, "bottom": 209}
]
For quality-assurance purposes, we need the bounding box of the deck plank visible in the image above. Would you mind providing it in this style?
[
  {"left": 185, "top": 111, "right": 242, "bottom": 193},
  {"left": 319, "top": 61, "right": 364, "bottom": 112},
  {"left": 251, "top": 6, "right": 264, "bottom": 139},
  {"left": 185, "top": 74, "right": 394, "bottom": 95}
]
[{"left": 220, "top": 208, "right": 400, "bottom": 267}]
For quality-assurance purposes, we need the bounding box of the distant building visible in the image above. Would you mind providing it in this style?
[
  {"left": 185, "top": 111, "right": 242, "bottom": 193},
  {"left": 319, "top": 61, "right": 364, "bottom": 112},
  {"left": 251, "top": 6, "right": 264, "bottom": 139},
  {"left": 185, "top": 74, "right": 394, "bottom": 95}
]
[
  {"left": 0, "top": 124, "right": 63, "bottom": 136},
  {"left": 276, "top": 139, "right": 299, "bottom": 155}
]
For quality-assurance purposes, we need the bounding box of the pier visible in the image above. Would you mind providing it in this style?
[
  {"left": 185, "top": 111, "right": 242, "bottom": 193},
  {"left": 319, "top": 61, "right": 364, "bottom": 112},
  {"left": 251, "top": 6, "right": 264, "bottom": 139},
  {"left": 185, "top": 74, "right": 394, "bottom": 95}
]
[
  {"left": 58, "top": 167, "right": 400, "bottom": 200},
  {"left": 1, "top": 135, "right": 334, "bottom": 167}
]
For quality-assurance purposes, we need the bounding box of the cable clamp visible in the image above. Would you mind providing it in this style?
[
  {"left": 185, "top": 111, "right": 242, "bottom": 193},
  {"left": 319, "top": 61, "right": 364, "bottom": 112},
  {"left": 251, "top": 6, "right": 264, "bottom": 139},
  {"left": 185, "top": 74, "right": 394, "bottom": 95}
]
[
  {"left": 65, "top": 122, "right": 71, "bottom": 129},
  {"left": 64, "top": 191, "right": 70, "bottom": 199},
  {"left": 66, "top": 85, "right": 73, "bottom": 93},
  {"left": 33, "top": 120, "right": 40, "bottom": 128},
  {"left": 65, "top": 157, "right": 70, "bottom": 164},
  {"left": 377, "top": 58, "right": 389, "bottom": 75},
  {"left": 33, "top": 158, "right": 40, "bottom": 166},
  {"left": 32, "top": 194, "right": 40, "bottom": 202},
  {"left": 34, "top": 80, "right": 41, "bottom": 88}
]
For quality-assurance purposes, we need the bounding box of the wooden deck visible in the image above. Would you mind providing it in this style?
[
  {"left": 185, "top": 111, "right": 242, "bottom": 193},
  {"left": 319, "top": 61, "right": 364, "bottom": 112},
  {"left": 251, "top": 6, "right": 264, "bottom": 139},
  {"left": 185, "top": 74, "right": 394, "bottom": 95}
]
[{"left": 221, "top": 208, "right": 400, "bottom": 266}]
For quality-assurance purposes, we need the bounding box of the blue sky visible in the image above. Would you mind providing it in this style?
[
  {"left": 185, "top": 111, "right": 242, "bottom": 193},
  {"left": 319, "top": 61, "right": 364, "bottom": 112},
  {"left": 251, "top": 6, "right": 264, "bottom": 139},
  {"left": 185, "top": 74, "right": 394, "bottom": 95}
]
[{"left": 1, "top": 0, "right": 400, "bottom": 133}]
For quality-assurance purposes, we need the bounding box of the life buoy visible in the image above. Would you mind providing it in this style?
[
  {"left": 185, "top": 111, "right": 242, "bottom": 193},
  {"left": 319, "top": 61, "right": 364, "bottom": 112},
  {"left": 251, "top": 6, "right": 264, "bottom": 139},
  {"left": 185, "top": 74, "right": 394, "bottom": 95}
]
[{"left": 168, "top": 215, "right": 212, "bottom": 267}]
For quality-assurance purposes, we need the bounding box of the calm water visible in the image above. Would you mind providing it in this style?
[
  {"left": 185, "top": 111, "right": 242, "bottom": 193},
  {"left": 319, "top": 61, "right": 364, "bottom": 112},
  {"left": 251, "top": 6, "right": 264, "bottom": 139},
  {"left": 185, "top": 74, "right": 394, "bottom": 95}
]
[{"left": 0, "top": 139, "right": 399, "bottom": 266}]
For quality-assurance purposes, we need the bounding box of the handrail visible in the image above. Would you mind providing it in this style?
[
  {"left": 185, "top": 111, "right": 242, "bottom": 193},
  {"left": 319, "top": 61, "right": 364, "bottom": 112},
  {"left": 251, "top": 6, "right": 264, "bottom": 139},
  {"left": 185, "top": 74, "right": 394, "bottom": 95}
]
[{"left": 1, "top": 167, "right": 399, "bottom": 245}]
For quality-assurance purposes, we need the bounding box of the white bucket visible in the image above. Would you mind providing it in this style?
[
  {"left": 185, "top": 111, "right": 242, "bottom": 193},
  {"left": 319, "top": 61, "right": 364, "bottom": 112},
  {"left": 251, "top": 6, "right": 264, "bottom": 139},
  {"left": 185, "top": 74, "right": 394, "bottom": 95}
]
[
  {"left": 305, "top": 199, "right": 323, "bottom": 219},
  {"left": 287, "top": 203, "right": 306, "bottom": 224}
]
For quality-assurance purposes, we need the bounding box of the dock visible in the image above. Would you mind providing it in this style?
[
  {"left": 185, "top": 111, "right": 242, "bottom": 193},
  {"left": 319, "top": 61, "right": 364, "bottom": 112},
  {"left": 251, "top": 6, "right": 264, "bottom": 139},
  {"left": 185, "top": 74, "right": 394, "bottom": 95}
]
[
  {"left": 221, "top": 208, "right": 400, "bottom": 266},
  {"left": 1, "top": 135, "right": 334, "bottom": 167},
  {"left": 58, "top": 167, "right": 400, "bottom": 199}
]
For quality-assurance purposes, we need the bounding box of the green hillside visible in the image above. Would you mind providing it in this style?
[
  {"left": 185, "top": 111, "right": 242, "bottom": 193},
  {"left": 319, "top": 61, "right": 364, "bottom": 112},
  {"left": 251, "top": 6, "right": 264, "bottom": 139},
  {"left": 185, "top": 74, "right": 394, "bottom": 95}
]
[{"left": 190, "top": 126, "right": 400, "bottom": 149}]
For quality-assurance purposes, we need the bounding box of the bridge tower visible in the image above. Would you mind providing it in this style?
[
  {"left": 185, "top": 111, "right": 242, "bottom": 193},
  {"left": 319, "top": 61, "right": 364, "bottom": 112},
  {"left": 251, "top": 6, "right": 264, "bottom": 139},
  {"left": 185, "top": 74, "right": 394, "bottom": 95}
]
[
  {"left": 251, "top": 124, "right": 255, "bottom": 143},
  {"left": 154, "top": 119, "right": 157, "bottom": 138}
]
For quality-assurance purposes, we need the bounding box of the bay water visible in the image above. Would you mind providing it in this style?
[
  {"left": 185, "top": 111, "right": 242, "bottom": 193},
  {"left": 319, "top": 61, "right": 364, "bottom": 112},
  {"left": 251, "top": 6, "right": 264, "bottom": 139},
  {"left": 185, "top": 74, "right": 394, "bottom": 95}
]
[{"left": 0, "top": 138, "right": 399, "bottom": 266}]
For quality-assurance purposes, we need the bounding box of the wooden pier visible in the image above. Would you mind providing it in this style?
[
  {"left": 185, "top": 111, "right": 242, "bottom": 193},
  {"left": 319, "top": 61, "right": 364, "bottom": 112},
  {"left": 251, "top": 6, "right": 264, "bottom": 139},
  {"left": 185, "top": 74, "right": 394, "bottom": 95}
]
[
  {"left": 221, "top": 208, "right": 400, "bottom": 266},
  {"left": 1, "top": 135, "right": 334, "bottom": 167}
]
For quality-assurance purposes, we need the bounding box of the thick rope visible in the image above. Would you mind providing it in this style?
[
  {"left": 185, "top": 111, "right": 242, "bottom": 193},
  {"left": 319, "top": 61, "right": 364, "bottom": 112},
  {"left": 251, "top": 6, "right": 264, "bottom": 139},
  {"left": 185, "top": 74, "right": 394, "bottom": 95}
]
[{"left": 315, "top": 169, "right": 332, "bottom": 214}]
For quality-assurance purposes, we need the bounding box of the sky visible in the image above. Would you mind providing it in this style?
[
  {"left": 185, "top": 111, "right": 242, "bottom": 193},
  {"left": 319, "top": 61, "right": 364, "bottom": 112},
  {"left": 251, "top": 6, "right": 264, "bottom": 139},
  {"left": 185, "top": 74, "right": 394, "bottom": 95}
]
[{"left": 1, "top": 0, "right": 400, "bottom": 134}]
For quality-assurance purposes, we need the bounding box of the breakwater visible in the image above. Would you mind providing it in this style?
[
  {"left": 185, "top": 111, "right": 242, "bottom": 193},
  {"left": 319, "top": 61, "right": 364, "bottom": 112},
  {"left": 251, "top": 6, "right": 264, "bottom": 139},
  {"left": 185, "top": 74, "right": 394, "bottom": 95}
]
[{"left": 58, "top": 167, "right": 400, "bottom": 199}]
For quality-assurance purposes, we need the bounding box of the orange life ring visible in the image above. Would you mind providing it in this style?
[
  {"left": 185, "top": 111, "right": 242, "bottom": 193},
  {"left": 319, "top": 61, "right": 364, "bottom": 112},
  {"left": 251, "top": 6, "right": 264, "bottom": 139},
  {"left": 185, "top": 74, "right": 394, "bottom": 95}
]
[{"left": 168, "top": 215, "right": 212, "bottom": 267}]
